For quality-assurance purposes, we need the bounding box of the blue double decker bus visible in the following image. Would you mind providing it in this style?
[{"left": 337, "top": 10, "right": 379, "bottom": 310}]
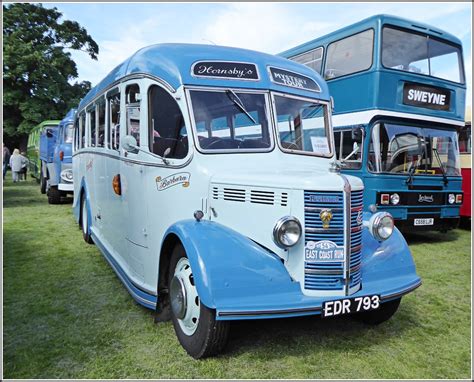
[{"left": 281, "top": 14, "right": 466, "bottom": 232}]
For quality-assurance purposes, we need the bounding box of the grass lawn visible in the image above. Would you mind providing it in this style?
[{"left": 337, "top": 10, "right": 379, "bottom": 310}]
[{"left": 3, "top": 178, "right": 472, "bottom": 379}]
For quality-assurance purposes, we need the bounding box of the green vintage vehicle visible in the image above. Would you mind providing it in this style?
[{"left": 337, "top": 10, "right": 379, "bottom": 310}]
[{"left": 26, "top": 120, "right": 61, "bottom": 181}]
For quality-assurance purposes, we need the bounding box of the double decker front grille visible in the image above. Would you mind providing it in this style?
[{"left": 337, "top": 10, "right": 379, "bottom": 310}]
[{"left": 303, "top": 189, "right": 363, "bottom": 293}]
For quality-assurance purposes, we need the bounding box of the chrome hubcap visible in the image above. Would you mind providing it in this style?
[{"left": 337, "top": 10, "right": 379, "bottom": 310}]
[{"left": 172, "top": 257, "right": 200, "bottom": 336}]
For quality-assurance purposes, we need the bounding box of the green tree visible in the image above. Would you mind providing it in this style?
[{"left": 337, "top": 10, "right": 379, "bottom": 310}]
[{"left": 3, "top": 2, "right": 98, "bottom": 143}]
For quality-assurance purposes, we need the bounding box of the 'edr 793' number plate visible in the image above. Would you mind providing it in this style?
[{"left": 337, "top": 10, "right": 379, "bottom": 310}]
[{"left": 322, "top": 295, "right": 380, "bottom": 318}]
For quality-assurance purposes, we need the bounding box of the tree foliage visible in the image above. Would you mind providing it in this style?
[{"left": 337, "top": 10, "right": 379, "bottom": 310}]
[{"left": 3, "top": 3, "right": 99, "bottom": 137}]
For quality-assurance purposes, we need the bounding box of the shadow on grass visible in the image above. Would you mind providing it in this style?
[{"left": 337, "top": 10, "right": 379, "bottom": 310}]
[
  {"left": 3, "top": 182, "right": 73, "bottom": 207},
  {"left": 223, "top": 306, "right": 416, "bottom": 358},
  {"left": 403, "top": 229, "right": 459, "bottom": 244}
]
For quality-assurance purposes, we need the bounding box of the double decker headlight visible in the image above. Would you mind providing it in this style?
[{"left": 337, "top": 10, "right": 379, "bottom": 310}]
[
  {"left": 273, "top": 216, "right": 302, "bottom": 248},
  {"left": 368, "top": 212, "right": 394, "bottom": 241}
]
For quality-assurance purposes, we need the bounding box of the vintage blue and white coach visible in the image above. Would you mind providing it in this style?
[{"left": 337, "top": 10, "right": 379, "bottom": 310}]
[{"left": 72, "top": 44, "right": 421, "bottom": 358}]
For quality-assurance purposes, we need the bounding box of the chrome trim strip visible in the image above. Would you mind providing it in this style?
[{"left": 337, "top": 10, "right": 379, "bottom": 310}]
[
  {"left": 381, "top": 279, "right": 422, "bottom": 301},
  {"left": 340, "top": 174, "right": 352, "bottom": 295},
  {"left": 72, "top": 149, "right": 193, "bottom": 169},
  {"left": 218, "top": 306, "right": 322, "bottom": 317}
]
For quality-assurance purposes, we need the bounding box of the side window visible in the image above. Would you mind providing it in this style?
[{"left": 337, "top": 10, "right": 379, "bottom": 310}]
[
  {"left": 325, "top": 29, "right": 374, "bottom": 80},
  {"left": 97, "top": 98, "right": 106, "bottom": 148},
  {"left": 108, "top": 91, "right": 120, "bottom": 151},
  {"left": 290, "top": 47, "right": 324, "bottom": 74},
  {"left": 148, "top": 85, "right": 188, "bottom": 159},
  {"left": 89, "top": 107, "right": 96, "bottom": 147},
  {"left": 126, "top": 84, "right": 141, "bottom": 148},
  {"left": 74, "top": 119, "right": 79, "bottom": 150},
  {"left": 80, "top": 113, "right": 86, "bottom": 148},
  {"left": 334, "top": 128, "right": 363, "bottom": 169}
]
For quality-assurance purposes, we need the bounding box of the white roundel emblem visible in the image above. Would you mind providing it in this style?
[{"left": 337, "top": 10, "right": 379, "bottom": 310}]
[{"left": 306, "top": 241, "right": 316, "bottom": 250}]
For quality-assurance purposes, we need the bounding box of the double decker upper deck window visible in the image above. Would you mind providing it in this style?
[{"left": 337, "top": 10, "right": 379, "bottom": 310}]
[
  {"left": 382, "top": 27, "right": 464, "bottom": 84},
  {"left": 325, "top": 29, "right": 374, "bottom": 80},
  {"left": 290, "top": 47, "right": 324, "bottom": 74}
]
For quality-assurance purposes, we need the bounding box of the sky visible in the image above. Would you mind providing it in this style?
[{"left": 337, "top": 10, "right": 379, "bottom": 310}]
[{"left": 39, "top": 2, "right": 472, "bottom": 108}]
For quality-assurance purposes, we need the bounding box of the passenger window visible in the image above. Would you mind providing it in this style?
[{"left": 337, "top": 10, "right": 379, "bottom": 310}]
[
  {"left": 334, "top": 129, "right": 363, "bottom": 169},
  {"left": 126, "top": 84, "right": 141, "bottom": 149},
  {"left": 74, "top": 119, "right": 79, "bottom": 150},
  {"left": 108, "top": 91, "right": 120, "bottom": 151},
  {"left": 148, "top": 85, "right": 188, "bottom": 159},
  {"left": 325, "top": 29, "right": 374, "bottom": 80},
  {"left": 290, "top": 47, "right": 324, "bottom": 74},
  {"left": 97, "top": 98, "right": 105, "bottom": 148},
  {"left": 80, "top": 113, "right": 86, "bottom": 148},
  {"left": 89, "top": 107, "right": 96, "bottom": 147}
]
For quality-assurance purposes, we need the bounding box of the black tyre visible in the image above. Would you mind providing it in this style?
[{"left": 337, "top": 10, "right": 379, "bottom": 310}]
[
  {"left": 40, "top": 171, "right": 47, "bottom": 194},
  {"left": 47, "top": 185, "right": 62, "bottom": 204},
  {"left": 353, "top": 298, "right": 401, "bottom": 325},
  {"left": 168, "top": 244, "right": 229, "bottom": 359},
  {"left": 80, "top": 193, "right": 94, "bottom": 244}
]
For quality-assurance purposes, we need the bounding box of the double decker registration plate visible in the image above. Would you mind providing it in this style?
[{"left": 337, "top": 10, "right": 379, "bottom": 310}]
[
  {"left": 414, "top": 218, "right": 434, "bottom": 226},
  {"left": 322, "top": 295, "right": 380, "bottom": 318}
]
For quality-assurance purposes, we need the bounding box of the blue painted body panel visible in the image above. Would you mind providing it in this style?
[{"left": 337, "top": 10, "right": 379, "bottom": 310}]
[
  {"left": 164, "top": 218, "right": 420, "bottom": 320},
  {"left": 39, "top": 128, "right": 58, "bottom": 163},
  {"left": 78, "top": 44, "right": 330, "bottom": 110}
]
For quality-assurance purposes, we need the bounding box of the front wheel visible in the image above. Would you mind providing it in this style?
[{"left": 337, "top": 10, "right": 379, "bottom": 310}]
[
  {"left": 47, "top": 185, "right": 62, "bottom": 204},
  {"left": 352, "top": 298, "right": 401, "bottom": 325},
  {"left": 168, "top": 244, "right": 229, "bottom": 359},
  {"left": 80, "top": 193, "right": 93, "bottom": 244}
]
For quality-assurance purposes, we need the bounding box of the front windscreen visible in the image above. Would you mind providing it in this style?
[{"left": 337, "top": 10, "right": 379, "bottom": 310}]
[
  {"left": 64, "top": 123, "right": 74, "bottom": 143},
  {"left": 369, "top": 123, "right": 460, "bottom": 176},
  {"left": 189, "top": 90, "right": 272, "bottom": 152},
  {"left": 274, "top": 95, "right": 332, "bottom": 157},
  {"left": 382, "top": 26, "right": 464, "bottom": 83}
]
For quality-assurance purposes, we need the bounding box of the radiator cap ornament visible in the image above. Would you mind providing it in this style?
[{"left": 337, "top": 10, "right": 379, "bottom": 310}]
[{"left": 320, "top": 209, "right": 333, "bottom": 229}]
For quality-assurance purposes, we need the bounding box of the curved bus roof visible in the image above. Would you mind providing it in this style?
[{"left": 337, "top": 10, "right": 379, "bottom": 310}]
[
  {"left": 280, "top": 14, "right": 463, "bottom": 58},
  {"left": 79, "top": 43, "right": 330, "bottom": 110}
]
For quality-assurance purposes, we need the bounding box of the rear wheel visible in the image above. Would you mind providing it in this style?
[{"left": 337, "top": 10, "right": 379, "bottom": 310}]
[
  {"left": 47, "top": 185, "right": 62, "bottom": 204},
  {"left": 168, "top": 244, "right": 229, "bottom": 359},
  {"left": 353, "top": 298, "right": 401, "bottom": 325},
  {"left": 80, "top": 193, "right": 93, "bottom": 244}
]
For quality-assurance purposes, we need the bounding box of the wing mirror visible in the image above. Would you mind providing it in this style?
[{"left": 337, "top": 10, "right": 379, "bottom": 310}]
[
  {"left": 121, "top": 135, "right": 138, "bottom": 152},
  {"left": 46, "top": 128, "right": 54, "bottom": 138}
]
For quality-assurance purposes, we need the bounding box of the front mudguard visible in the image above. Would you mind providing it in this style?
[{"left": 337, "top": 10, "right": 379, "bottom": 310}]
[
  {"left": 163, "top": 220, "right": 294, "bottom": 309},
  {"left": 164, "top": 219, "right": 420, "bottom": 320}
]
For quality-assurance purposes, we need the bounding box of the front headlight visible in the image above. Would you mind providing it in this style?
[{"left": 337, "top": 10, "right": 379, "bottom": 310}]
[
  {"left": 368, "top": 212, "right": 394, "bottom": 241},
  {"left": 60, "top": 169, "right": 73, "bottom": 182},
  {"left": 273, "top": 216, "right": 302, "bottom": 248}
]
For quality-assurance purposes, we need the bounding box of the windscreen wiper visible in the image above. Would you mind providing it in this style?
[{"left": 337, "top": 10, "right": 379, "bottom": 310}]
[
  {"left": 226, "top": 89, "right": 257, "bottom": 125},
  {"left": 433, "top": 147, "right": 449, "bottom": 186}
]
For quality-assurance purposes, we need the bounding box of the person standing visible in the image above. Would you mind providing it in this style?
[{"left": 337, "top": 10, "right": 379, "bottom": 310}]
[
  {"left": 20, "top": 151, "right": 28, "bottom": 181},
  {"left": 3, "top": 144, "right": 11, "bottom": 180},
  {"left": 9, "top": 149, "right": 27, "bottom": 183}
]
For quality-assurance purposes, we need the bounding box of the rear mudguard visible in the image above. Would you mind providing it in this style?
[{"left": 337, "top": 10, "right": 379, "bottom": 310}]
[{"left": 163, "top": 219, "right": 420, "bottom": 320}]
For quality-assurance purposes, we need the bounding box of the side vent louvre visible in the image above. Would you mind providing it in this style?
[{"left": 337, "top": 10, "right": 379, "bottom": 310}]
[
  {"left": 223, "top": 188, "right": 246, "bottom": 202},
  {"left": 212, "top": 185, "right": 288, "bottom": 207},
  {"left": 250, "top": 190, "right": 274, "bottom": 205}
]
